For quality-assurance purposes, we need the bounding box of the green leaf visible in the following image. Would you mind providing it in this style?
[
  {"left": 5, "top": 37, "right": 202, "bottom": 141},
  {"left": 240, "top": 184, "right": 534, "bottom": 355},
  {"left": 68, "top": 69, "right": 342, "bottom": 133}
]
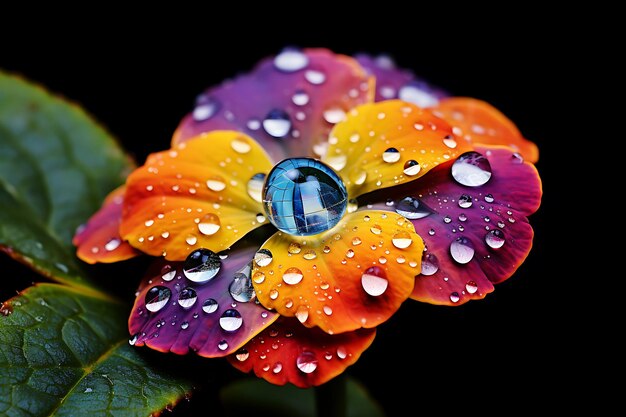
[
  {"left": 220, "top": 377, "right": 386, "bottom": 417},
  {"left": 0, "top": 284, "right": 192, "bottom": 417},
  {"left": 0, "top": 71, "right": 133, "bottom": 288}
]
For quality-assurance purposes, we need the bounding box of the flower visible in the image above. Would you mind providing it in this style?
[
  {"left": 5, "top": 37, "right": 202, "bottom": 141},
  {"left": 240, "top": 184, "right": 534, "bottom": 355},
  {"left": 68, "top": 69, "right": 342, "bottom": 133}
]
[{"left": 73, "top": 48, "right": 542, "bottom": 388}]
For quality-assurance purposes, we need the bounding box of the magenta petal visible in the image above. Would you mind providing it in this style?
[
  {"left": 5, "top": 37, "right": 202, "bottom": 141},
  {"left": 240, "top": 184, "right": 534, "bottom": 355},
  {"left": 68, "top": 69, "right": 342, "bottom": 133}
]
[
  {"left": 173, "top": 48, "right": 373, "bottom": 162},
  {"left": 128, "top": 245, "right": 278, "bottom": 357},
  {"left": 361, "top": 147, "right": 542, "bottom": 305},
  {"left": 355, "top": 54, "right": 447, "bottom": 105}
]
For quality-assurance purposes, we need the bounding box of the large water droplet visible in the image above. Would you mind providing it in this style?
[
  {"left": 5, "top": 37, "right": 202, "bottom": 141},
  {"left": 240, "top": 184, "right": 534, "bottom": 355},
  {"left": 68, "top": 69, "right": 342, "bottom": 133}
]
[
  {"left": 458, "top": 194, "right": 473, "bottom": 208},
  {"left": 273, "top": 362, "right": 283, "bottom": 373},
  {"left": 450, "top": 237, "right": 475, "bottom": 264},
  {"left": 254, "top": 249, "right": 273, "bottom": 267},
  {"left": 451, "top": 152, "right": 492, "bottom": 187},
  {"left": 274, "top": 49, "right": 309, "bottom": 72},
  {"left": 305, "top": 70, "right": 326, "bottom": 85},
  {"left": 323, "top": 107, "right": 346, "bottom": 124},
  {"left": 104, "top": 238, "right": 121, "bottom": 251},
  {"left": 145, "top": 286, "right": 171, "bottom": 312},
  {"left": 361, "top": 266, "right": 388, "bottom": 296},
  {"left": 263, "top": 158, "right": 347, "bottom": 236},
  {"left": 403, "top": 160, "right": 421, "bottom": 176},
  {"left": 465, "top": 281, "right": 478, "bottom": 294},
  {"left": 193, "top": 97, "right": 219, "bottom": 121},
  {"left": 420, "top": 252, "right": 440, "bottom": 276},
  {"left": 282, "top": 267, "right": 304, "bottom": 285},
  {"left": 263, "top": 109, "right": 292, "bottom": 138},
  {"left": 198, "top": 213, "right": 221, "bottom": 236},
  {"left": 292, "top": 90, "right": 310, "bottom": 106},
  {"left": 219, "top": 309, "right": 243, "bottom": 331},
  {"left": 392, "top": 231, "right": 413, "bottom": 249},
  {"left": 382, "top": 148, "right": 401, "bottom": 163},
  {"left": 395, "top": 196, "right": 434, "bottom": 220},
  {"left": 296, "top": 351, "right": 318, "bottom": 373},
  {"left": 230, "top": 271, "right": 255, "bottom": 302},
  {"left": 485, "top": 229, "right": 506, "bottom": 249},
  {"left": 247, "top": 173, "right": 266, "bottom": 203},
  {"left": 183, "top": 249, "right": 221, "bottom": 283},
  {"left": 295, "top": 305, "right": 309, "bottom": 323},
  {"left": 202, "top": 298, "right": 219, "bottom": 314},
  {"left": 177, "top": 287, "right": 197, "bottom": 309}
]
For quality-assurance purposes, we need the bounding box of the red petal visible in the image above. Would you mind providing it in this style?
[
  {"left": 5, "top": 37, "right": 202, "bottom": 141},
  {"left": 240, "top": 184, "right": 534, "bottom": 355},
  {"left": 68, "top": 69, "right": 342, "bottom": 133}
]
[
  {"left": 72, "top": 186, "right": 139, "bottom": 264},
  {"left": 361, "top": 147, "right": 542, "bottom": 305},
  {"left": 128, "top": 244, "right": 278, "bottom": 357},
  {"left": 228, "top": 318, "right": 375, "bottom": 388},
  {"left": 172, "top": 48, "right": 374, "bottom": 162}
]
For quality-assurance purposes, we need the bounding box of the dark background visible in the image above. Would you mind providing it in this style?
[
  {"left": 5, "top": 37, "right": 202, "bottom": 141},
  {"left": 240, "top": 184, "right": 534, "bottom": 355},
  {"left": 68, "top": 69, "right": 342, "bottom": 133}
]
[{"left": 1, "top": 16, "right": 571, "bottom": 416}]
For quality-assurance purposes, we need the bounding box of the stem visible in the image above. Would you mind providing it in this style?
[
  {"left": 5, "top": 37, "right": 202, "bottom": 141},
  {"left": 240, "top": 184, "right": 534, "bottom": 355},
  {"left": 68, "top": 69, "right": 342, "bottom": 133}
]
[{"left": 314, "top": 374, "right": 347, "bottom": 417}]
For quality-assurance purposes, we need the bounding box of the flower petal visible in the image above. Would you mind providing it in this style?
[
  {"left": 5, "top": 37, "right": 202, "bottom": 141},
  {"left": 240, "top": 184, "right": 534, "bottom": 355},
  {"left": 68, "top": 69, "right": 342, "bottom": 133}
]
[
  {"left": 72, "top": 186, "right": 139, "bottom": 264},
  {"left": 360, "top": 147, "right": 542, "bottom": 305},
  {"left": 324, "top": 100, "right": 472, "bottom": 199},
  {"left": 173, "top": 48, "right": 374, "bottom": 162},
  {"left": 252, "top": 211, "right": 424, "bottom": 334},
  {"left": 120, "top": 131, "right": 273, "bottom": 261},
  {"left": 434, "top": 97, "right": 539, "bottom": 162},
  {"left": 228, "top": 317, "right": 376, "bottom": 388},
  {"left": 355, "top": 54, "right": 447, "bottom": 105},
  {"left": 128, "top": 244, "right": 278, "bottom": 357}
]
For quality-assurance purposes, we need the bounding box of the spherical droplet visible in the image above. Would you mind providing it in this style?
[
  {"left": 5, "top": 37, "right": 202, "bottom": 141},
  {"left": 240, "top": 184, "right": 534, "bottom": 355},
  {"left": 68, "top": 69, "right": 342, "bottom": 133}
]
[
  {"left": 180, "top": 321, "right": 189, "bottom": 330},
  {"left": 235, "top": 349, "right": 249, "bottom": 361},
  {"left": 269, "top": 289, "right": 279, "bottom": 300},
  {"left": 295, "top": 305, "right": 309, "bottom": 323},
  {"left": 183, "top": 249, "right": 221, "bottom": 283},
  {"left": 202, "top": 298, "right": 219, "bottom": 314},
  {"left": 288, "top": 242, "right": 302, "bottom": 254},
  {"left": 282, "top": 267, "right": 304, "bottom": 285},
  {"left": 263, "top": 109, "right": 291, "bottom": 138},
  {"left": 145, "top": 286, "right": 171, "bottom": 312},
  {"left": 361, "top": 266, "right": 388, "bottom": 296},
  {"left": 206, "top": 178, "right": 226, "bottom": 191},
  {"left": 305, "top": 70, "right": 326, "bottom": 85},
  {"left": 392, "top": 231, "right": 413, "bottom": 249},
  {"left": 193, "top": 97, "right": 219, "bottom": 121},
  {"left": 252, "top": 271, "right": 265, "bottom": 284},
  {"left": 177, "top": 287, "right": 197, "bottom": 309},
  {"left": 263, "top": 158, "right": 347, "bottom": 236},
  {"left": 273, "top": 362, "right": 283, "bottom": 374},
  {"left": 382, "top": 147, "right": 401, "bottom": 163},
  {"left": 104, "top": 238, "right": 121, "bottom": 251},
  {"left": 443, "top": 135, "right": 457, "bottom": 148},
  {"left": 296, "top": 351, "right": 318, "bottom": 374},
  {"left": 197, "top": 213, "right": 221, "bottom": 236},
  {"left": 274, "top": 48, "right": 309, "bottom": 72},
  {"left": 465, "top": 281, "right": 478, "bottom": 294},
  {"left": 395, "top": 196, "right": 433, "bottom": 220},
  {"left": 370, "top": 224, "right": 382, "bottom": 235},
  {"left": 485, "top": 229, "right": 506, "bottom": 249},
  {"left": 254, "top": 249, "right": 273, "bottom": 267},
  {"left": 403, "top": 160, "right": 421, "bottom": 176},
  {"left": 292, "top": 90, "right": 310, "bottom": 106},
  {"left": 230, "top": 272, "right": 255, "bottom": 302},
  {"left": 231, "top": 137, "right": 252, "bottom": 154},
  {"left": 219, "top": 309, "right": 243, "bottom": 331},
  {"left": 336, "top": 346, "right": 347, "bottom": 359},
  {"left": 451, "top": 152, "right": 492, "bottom": 187},
  {"left": 484, "top": 193, "right": 495, "bottom": 203},
  {"left": 161, "top": 265, "right": 176, "bottom": 281},
  {"left": 323, "top": 107, "right": 346, "bottom": 124},
  {"left": 420, "top": 252, "right": 439, "bottom": 276},
  {"left": 217, "top": 340, "right": 229, "bottom": 351},
  {"left": 449, "top": 292, "right": 461, "bottom": 303},
  {"left": 247, "top": 173, "right": 266, "bottom": 203},
  {"left": 458, "top": 194, "right": 473, "bottom": 208},
  {"left": 450, "top": 237, "right": 475, "bottom": 264}
]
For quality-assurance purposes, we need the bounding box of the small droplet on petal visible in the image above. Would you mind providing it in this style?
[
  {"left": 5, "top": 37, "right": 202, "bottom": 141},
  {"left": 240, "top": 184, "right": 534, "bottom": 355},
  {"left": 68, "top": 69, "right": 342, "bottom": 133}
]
[
  {"left": 161, "top": 265, "right": 176, "bottom": 281},
  {"left": 336, "top": 346, "right": 347, "bottom": 359},
  {"left": 202, "top": 298, "right": 219, "bottom": 314},
  {"left": 451, "top": 152, "right": 493, "bottom": 187},
  {"left": 104, "top": 238, "right": 121, "bottom": 251},
  {"left": 252, "top": 271, "right": 266, "bottom": 284},
  {"left": 295, "top": 305, "right": 309, "bottom": 323},
  {"left": 395, "top": 196, "right": 433, "bottom": 220},
  {"left": 269, "top": 289, "right": 279, "bottom": 300},
  {"left": 398, "top": 83, "right": 439, "bottom": 107},
  {"left": 274, "top": 49, "right": 309, "bottom": 72},
  {"left": 235, "top": 349, "right": 249, "bottom": 361},
  {"left": 511, "top": 152, "right": 524, "bottom": 164},
  {"left": 484, "top": 194, "right": 495, "bottom": 203},
  {"left": 420, "top": 252, "right": 440, "bottom": 276},
  {"left": 282, "top": 267, "right": 304, "bottom": 285},
  {"left": 193, "top": 97, "right": 219, "bottom": 121},
  {"left": 443, "top": 135, "right": 457, "bottom": 148},
  {"left": 218, "top": 340, "right": 229, "bottom": 351},
  {"left": 403, "top": 160, "right": 421, "bottom": 176},
  {"left": 183, "top": 249, "right": 221, "bottom": 283},
  {"left": 197, "top": 213, "right": 221, "bottom": 236},
  {"left": 485, "top": 229, "right": 506, "bottom": 249},
  {"left": 177, "top": 287, "right": 197, "bottom": 309},
  {"left": 206, "top": 178, "right": 226, "bottom": 192},
  {"left": 263, "top": 109, "right": 292, "bottom": 138},
  {"left": 326, "top": 154, "right": 347, "bottom": 171},
  {"left": 392, "top": 231, "right": 413, "bottom": 249},
  {"left": 449, "top": 292, "right": 461, "bottom": 303},
  {"left": 296, "top": 351, "right": 318, "bottom": 373},
  {"left": 292, "top": 90, "right": 310, "bottom": 106},
  {"left": 361, "top": 266, "right": 388, "bottom": 296},
  {"left": 229, "top": 271, "right": 255, "bottom": 302},
  {"left": 231, "top": 137, "right": 252, "bottom": 154},
  {"left": 370, "top": 224, "right": 382, "bottom": 235},
  {"left": 273, "top": 363, "right": 283, "bottom": 374},
  {"left": 323, "top": 107, "right": 346, "bottom": 124},
  {"left": 145, "top": 286, "right": 171, "bottom": 312},
  {"left": 458, "top": 194, "right": 473, "bottom": 208},
  {"left": 254, "top": 249, "right": 273, "bottom": 267},
  {"left": 450, "top": 237, "right": 475, "bottom": 264},
  {"left": 219, "top": 309, "right": 243, "bottom": 331},
  {"left": 382, "top": 147, "right": 401, "bottom": 163},
  {"left": 465, "top": 281, "right": 478, "bottom": 294},
  {"left": 305, "top": 70, "right": 326, "bottom": 85}
]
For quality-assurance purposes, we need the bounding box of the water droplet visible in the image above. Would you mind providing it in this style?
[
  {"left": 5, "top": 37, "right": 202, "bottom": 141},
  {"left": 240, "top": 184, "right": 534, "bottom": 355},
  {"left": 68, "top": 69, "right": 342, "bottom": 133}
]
[
  {"left": 392, "top": 231, "right": 413, "bottom": 249},
  {"left": 193, "top": 97, "right": 219, "bottom": 121},
  {"left": 443, "top": 135, "right": 457, "bottom": 148},
  {"left": 458, "top": 194, "right": 473, "bottom": 208},
  {"left": 485, "top": 229, "right": 506, "bottom": 249},
  {"left": 420, "top": 253, "right": 440, "bottom": 276},
  {"left": 231, "top": 137, "right": 252, "bottom": 154},
  {"left": 295, "top": 305, "right": 309, "bottom": 323},
  {"left": 273, "top": 362, "right": 283, "bottom": 373},
  {"left": 128, "top": 334, "right": 139, "bottom": 345},
  {"left": 218, "top": 340, "right": 229, "bottom": 351},
  {"left": 202, "top": 298, "right": 219, "bottom": 314},
  {"left": 450, "top": 237, "right": 475, "bottom": 264},
  {"left": 282, "top": 267, "right": 304, "bottom": 285},
  {"left": 206, "top": 178, "right": 226, "bottom": 192},
  {"left": 336, "top": 346, "right": 347, "bottom": 359},
  {"left": 395, "top": 196, "right": 433, "bottom": 220},
  {"left": 346, "top": 249, "right": 355, "bottom": 258},
  {"left": 84, "top": 387, "right": 93, "bottom": 393},
  {"left": 247, "top": 119, "right": 261, "bottom": 130},
  {"left": 144, "top": 219, "right": 154, "bottom": 227},
  {"left": 256, "top": 213, "right": 266, "bottom": 223},
  {"left": 449, "top": 292, "right": 461, "bottom": 303},
  {"left": 305, "top": 70, "right": 326, "bottom": 85},
  {"left": 323, "top": 246, "right": 331, "bottom": 254},
  {"left": 458, "top": 213, "right": 467, "bottom": 222},
  {"left": 382, "top": 148, "right": 401, "bottom": 163},
  {"left": 181, "top": 321, "right": 189, "bottom": 330},
  {"left": 247, "top": 173, "right": 266, "bottom": 203},
  {"left": 197, "top": 213, "right": 221, "bottom": 236},
  {"left": 484, "top": 194, "right": 495, "bottom": 203},
  {"left": 323, "top": 305, "right": 333, "bottom": 315},
  {"left": 398, "top": 83, "right": 439, "bottom": 107},
  {"left": 325, "top": 154, "right": 347, "bottom": 171},
  {"left": 274, "top": 48, "right": 309, "bottom": 72},
  {"left": 361, "top": 266, "right": 388, "bottom": 296},
  {"left": 263, "top": 158, "right": 347, "bottom": 236},
  {"left": 511, "top": 152, "right": 524, "bottom": 164},
  {"left": 177, "top": 287, "right": 197, "bottom": 309},
  {"left": 183, "top": 249, "right": 221, "bottom": 283},
  {"left": 403, "top": 160, "right": 421, "bottom": 176},
  {"left": 352, "top": 237, "right": 362, "bottom": 246},
  {"left": 465, "top": 281, "right": 478, "bottom": 294},
  {"left": 443, "top": 215, "right": 452, "bottom": 224},
  {"left": 323, "top": 107, "right": 346, "bottom": 124},
  {"left": 303, "top": 249, "right": 317, "bottom": 260},
  {"left": 219, "top": 309, "right": 243, "bottom": 331},
  {"left": 145, "top": 286, "right": 171, "bottom": 312},
  {"left": 296, "top": 351, "right": 318, "bottom": 373},
  {"left": 428, "top": 228, "right": 435, "bottom": 236},
  {"left": 254, "top": 249, "right": 273, "bottom": 267},
  {"left": 269, "top": 289, "right": 279, "bottom": 300},
  {"left": 161, "top": 265, "right": 176, "bottom": 281},
  {"left": 235, "top": 349, "right": 249, "bottom": 361},
  {"left": 451, "top": 152, "right": 492, "bottom": 187},
  {"left": 263, "top": 109, "right": 292, "bottom": 138},
  {"left": 352, "top": 171, "right": 367, "bottom": 185},
  {"left": 230, "top": 272, "right": 255, "bottom": 302},
  {"left": 370, "top": 224, "right": 382, "bottom": 235},
  {"left": 288, "top": 242, "right": 302, "bottom": 254},
  {"left": 347, "top": 198, "right": 358, "bottom": 213},
  {"left": 252, "top": 271, "right": 265, "bottom": 284},
  {"left": 104, "top": 238, "right": 121, "bottom": 251},
  {"left": 292, "top": 90, "right": 310, "bottom": 106}
]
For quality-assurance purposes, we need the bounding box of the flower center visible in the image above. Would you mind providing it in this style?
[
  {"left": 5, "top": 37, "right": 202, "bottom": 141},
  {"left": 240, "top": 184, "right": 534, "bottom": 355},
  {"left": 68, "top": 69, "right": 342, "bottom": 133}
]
[{"left": 262, "top": 158, "right": 347, "bottom": 236}]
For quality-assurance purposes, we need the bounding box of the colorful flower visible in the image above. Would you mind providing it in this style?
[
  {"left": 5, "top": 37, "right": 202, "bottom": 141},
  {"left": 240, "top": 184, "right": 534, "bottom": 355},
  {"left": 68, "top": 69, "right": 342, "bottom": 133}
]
[{"left": 73, "top": 48, "right": 542, "bottom": 388}]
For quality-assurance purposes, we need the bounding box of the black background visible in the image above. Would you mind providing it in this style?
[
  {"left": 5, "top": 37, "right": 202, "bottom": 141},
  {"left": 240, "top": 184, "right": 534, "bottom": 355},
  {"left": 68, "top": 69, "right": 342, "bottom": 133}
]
[{"left": 1, "top": 15, "right": 571, "bottom": 416}]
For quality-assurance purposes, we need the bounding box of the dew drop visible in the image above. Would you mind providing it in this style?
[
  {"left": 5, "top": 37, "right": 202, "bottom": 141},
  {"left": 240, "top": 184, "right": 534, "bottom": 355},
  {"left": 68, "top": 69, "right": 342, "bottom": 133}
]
[
  {"left": 274, "top": 49, "right": 309, "bottom": 72},
  {"left": 361, "top": 266, "right": 388, "bottom": 296},
  {"left": 395, "top": 196, "right": 434, "bottom": 219},
  {"left": 292, "top": 90, "right": 310, "bottom": 106},
  {"left": 326, "top": 154, "right": 347, "bottom": 171},
  {"left": 420, "top": 252, "right": 440, "bottom": 276},
  {"left": 273, "top": 362, "right": 283, "bottom": 374},
  {"left": 247, "top": 173, "right": 266, "bottom": 203},
  {"left": 177, "top": 287, "right": 197, "bottom": 309},
  {"left": 282, "top": 267, "right": 304, "bottom": 285},
  {"left": 231, "top": 137, "right": 252, "bottom": 154},
  {"left": 183, "top": 249, "right": 221, "bottom": 283},
  {"left": 392, "top": 231, "right": 413, "bottom": 249},
  {"left": 403, "top": 160, "right": 421, "bottom": 176},
  {"left": 484, "top": 194, "right": 495, "bottom": 203},
  {"left": 193, "top": 97, "right": 219, "bottom": 121},
  {"left": 206, "top": 178, "right": 226, "bottom": 192},
  {"left": 161, "top": 265, "right": 176, "bottom": 281},
  {"left": 218, "top": 340, "right": 229, "bottom": 351},
  {"left": 263, "top": 109, "right": 292, "bottom": 138},
  {"left": 197, "top": 213, "right": 221, "bottom": 236},
  {"left": 145, "top": 286, "right": 171, "bottom": 312},
  {"left": 230, "top": 271, "right": 255, "bottom": 302},
  {"left": 450, "top": 237, "right": 475, "bottom": 264},
  {"left": 336, "top": 346, "right": 347, "bottom": 359},
  {"left": 458, "top": 194, "right": 473, "bottom": 208},
  {"left": 235, "top": 349, "right": 249, "bottom": 361},
  {"left": 252, "top": 271, "right": 266, "bottom": 284},
  {"left": 202, "top": 299, "right": 219, "bottom": 314},
  {"left": 305, "top": 70, "right": 326, "bottom": 85},
  {"left": 370, "top": 224, "right": 382, "bottom": 235},
  {"left": 398, "top": 83, "right": 439, "bottom": 107},
  {"left": 451, "top": 152, "right": 492, "bottom": 187},
  {"left": 465, "top": 281, "right": 478, "bottom": 294},
  {"left": 511, "top": 152, "right": 524, "bottom": 164},
  {"left": 346, "top": 249, "right": 355, "bottom": 259},
  {"left": 269, "top": 289, "right": 279, "bottom": 300},
  {"left": 323, "top": 305, "right": 333, "bottom": 315},
  {"left": 288, "top": 242, "right": 302, "bottom": 254},
  {"left": 254, "top": 249, "right": 273, "bottom": 267},
  {"left": 296, "top": 351, "right": 318, "bottom": 373},
  {"left": 219, "top": 309, "right": 243, "bottom": 331},
  {"left": 104, "top": 238, "right": 121, "bottom": 251},
  {"left": 181, "top": 321, "right": 189, "bottom": 330},
  {"left": 382, "top": 147, "right": 401, "bottom": 163},
  {"left": 347, "top": 198, "right": 358, "bottom": 213},
  {"left": 449, "top": 292, "right": 461, "bottom": 303},
  {"left": 443, "top": 135, "right": 457, "bottom": 148},
  {"left": 295, "top": 305, "right": 309, "bottom": 323},
  {"left": 485, "top": 229, "right": 506, "bottom": 249},
  {"left": 323, "top": 107, "right": 346, "bottom": 124}
]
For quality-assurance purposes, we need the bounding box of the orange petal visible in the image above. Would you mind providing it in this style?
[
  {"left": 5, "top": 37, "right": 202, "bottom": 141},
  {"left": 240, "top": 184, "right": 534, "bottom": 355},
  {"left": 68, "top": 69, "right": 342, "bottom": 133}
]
[
  {"left": 120, "top": 132, "right": 273, "bottom": 261},
  {"left": 73, "top": 186, "right": 139, "bottom": 264},
  {"left": 323, "top": 100, "right": 472, "bottom": 199},
  {"left": 252, "top": 210, "right": 424, "bottom": 334},
  {"left": 434, "top": 97, "right": 539, "bottom": 162},
  {"left": 228, "top": 317, "right": 376, "bottom": 388}
]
